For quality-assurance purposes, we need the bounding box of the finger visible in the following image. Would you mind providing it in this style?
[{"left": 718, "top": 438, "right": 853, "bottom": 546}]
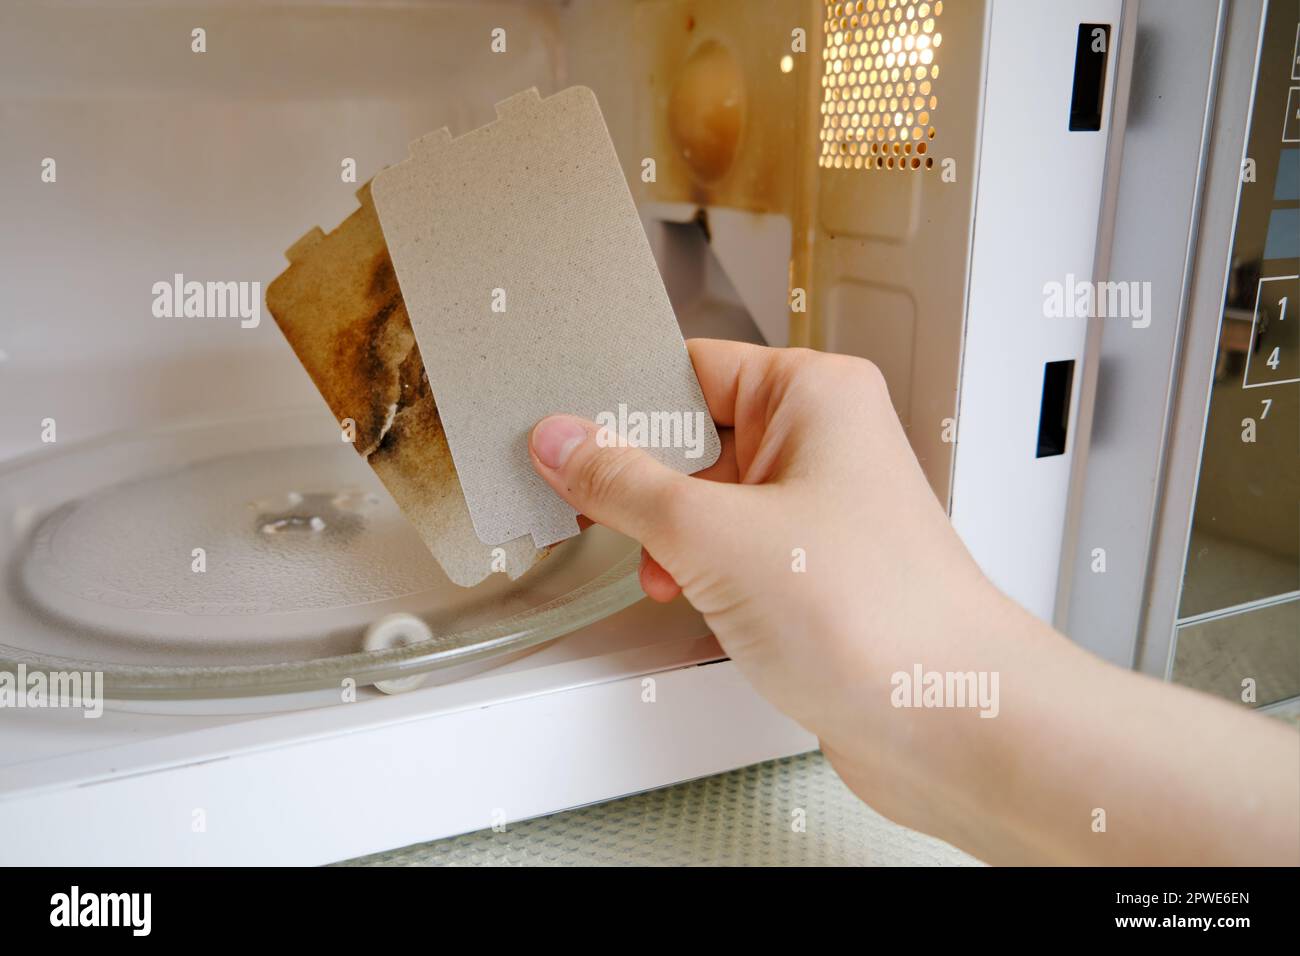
[
  {"left": 692, "top": 427, "right": 738, "bottom": 484},
  {"left": 529, "top": 414, "right": 700, "bottom": 556},
  {"left": 686, "top": 338, "right": 786, "bottom": 428},
  {"left": 638, "top": 548, "right": 682, "bottom": 602}
]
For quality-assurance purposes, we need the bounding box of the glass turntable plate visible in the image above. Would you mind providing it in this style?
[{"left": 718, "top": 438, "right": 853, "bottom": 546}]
[{"left": 0, "top": 409, "right": 643, "bottom": 699}]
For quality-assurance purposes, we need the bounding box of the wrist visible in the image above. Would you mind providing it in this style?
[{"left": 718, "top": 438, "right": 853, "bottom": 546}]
[{"left": 820, "top": 581, "right": 1075, "bottom": 858}]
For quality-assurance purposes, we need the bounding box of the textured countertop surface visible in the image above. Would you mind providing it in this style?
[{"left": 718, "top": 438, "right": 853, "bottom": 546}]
[{"left": 340, "top": 750, "right": 982, "bottom": 867}]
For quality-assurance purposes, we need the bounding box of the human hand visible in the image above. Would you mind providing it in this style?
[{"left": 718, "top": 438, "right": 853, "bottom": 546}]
[
  {"left": 529, "top": 339, "right": 1300, "bottom": 865},
  {"left": 528, "top": 339, "right": 1010, "bottom": 834}
]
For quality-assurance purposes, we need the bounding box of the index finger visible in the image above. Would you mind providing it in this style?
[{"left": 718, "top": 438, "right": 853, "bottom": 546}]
[{"left": 685, "top": 338, "right": 785, "bottom": 428}]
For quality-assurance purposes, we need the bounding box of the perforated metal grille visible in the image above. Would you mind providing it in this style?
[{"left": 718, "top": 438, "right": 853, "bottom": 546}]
[{"left": 819, "top": 0, "right": 944, "bottom": 170}]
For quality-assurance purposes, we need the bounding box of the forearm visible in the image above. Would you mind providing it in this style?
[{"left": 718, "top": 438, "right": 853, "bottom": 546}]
[
  {"left": 825, "top": 589, "right": 1300, "bottom": 865},
  {"left": 995, "top": 643, "right": 1298, "bottom": 865},
  {"left": 917, "top": 599, "right": 1300, "bottom": 865}
]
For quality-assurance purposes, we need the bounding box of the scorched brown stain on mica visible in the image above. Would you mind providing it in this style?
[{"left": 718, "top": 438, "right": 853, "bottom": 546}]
[{"left": 263, "top": 180, "right": 549, "bottom": 586}]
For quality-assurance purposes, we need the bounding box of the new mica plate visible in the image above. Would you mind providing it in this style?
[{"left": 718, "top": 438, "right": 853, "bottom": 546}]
[{"left": 0, "top": 408, "right": 643, "bottom": 699}]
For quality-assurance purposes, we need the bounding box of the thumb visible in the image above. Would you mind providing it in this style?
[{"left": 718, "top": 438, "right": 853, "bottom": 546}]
[{"left": 529, "top": 414, "right": 700, "bottom": 557}]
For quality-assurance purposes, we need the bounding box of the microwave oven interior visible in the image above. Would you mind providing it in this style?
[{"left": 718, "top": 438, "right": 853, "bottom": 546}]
[{"left": 0, "top": 0, "right": 1295, "bottom": 864}]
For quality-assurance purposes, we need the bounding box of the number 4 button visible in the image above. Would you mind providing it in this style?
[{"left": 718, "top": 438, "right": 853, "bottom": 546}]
[{"left": 1244, "top": 275, "right": 1299, "bottom": 388}]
